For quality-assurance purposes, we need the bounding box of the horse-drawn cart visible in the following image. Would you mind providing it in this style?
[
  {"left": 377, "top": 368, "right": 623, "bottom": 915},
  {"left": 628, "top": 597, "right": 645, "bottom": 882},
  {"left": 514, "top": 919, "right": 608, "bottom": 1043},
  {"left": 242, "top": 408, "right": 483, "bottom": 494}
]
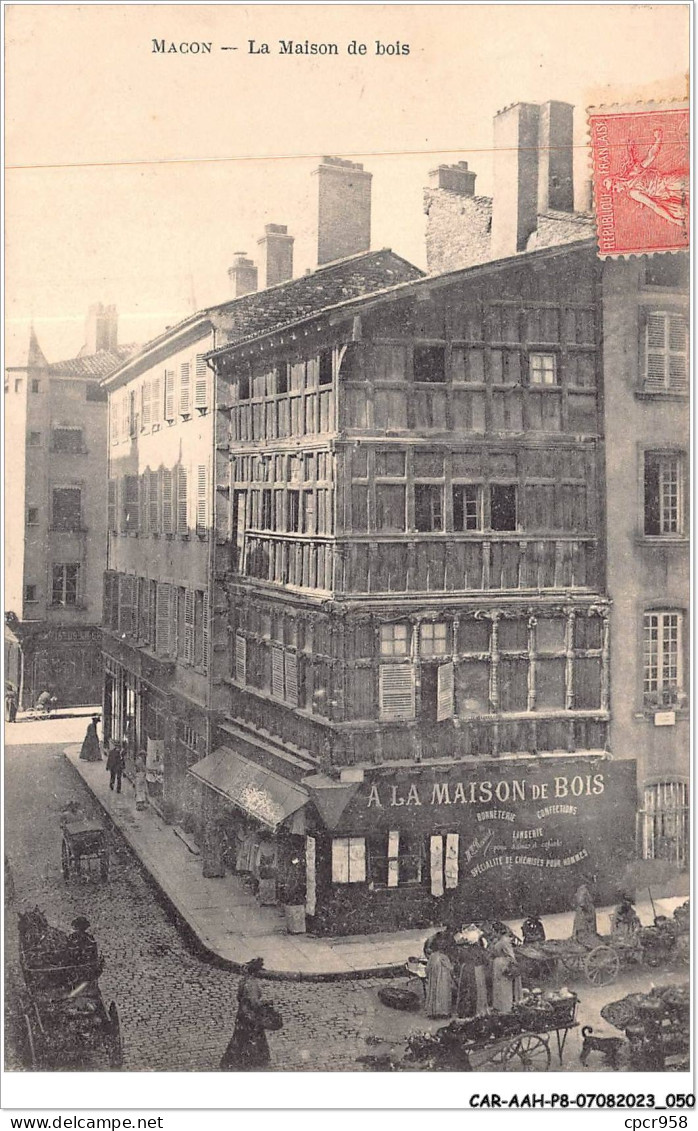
[{"left": 17, "top": 910, "right": 122, "bottom": 1070}]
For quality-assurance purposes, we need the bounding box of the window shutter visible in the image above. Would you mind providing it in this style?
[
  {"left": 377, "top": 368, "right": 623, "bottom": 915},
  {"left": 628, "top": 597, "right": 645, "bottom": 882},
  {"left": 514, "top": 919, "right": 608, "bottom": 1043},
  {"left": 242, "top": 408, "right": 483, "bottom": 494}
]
[
  {"left": 668, "top": 315, "right": 688, "bottom": 389},
  {"left": 271, "top": 644, "right": 285, "bottom": 700},
  {"left": 202, "top": 590, "right": 210, "bottom": 674},
  {"left": 149, "top": 470, "right": 160, "bottom": 534},
  {"left": 444, "top": 832, "right": 459, "bottom": 889},
  {"left": 177, "top": 466, "right": 188, "bottom": 533},
  {"left": 387, "top": 830, "right": 399, "bottom": 889},
  {"left": 151, "top": 376, "right": 162, "bottom": 426},
  {"left": 196, "top": 464, "right": 207, "bottom": 534},
  {"left": 141, "top": 379, "right": 152, "bottom": 428},
  {"left": 437, "top": 661, "right": 455, "bottom": 722},
  {"left": 179, "top": 362, "right": 191, "bottom": 416},
  {"left": 235, "top": 633, "right": 247, "bottom": 684},
  {"left": 156, "top": 583, "right": 172, "bottom": 657},
  {"left": 379, "top": 664, "right": 416, "bottom": 721},
  {"left": 645, "top": 313, "right": 667, "bottom": 389},
  {"left": 184, "top": 588, "right": 194, "bottom": 663},
  {"left": 194, "top": 354, "right": 208, "bottom": 410},
  {"left": 164, "top": 370, "right": 175, "bottom": 420},
  {"left": 162, "top": 468, "right": 174, "bottom": 533},
  {"left": 349, "top": 838, "right": 366, "bottom": 883},
  {"left": 284, "top": 651, "right": 299, "bottom": 706},
  {"left": 107, "top": 479, "right": 116, "bottom": 533},
  {"left": 110, "top": 403, "right": 118, "bottom": 444},
  {"left": 140, "top": 472, "right": 149, "bottom": 535},
  {"left": 430, "top": 835, "right": 444, "bottom": 898},
  {"left": 120, "top": 393, "right": 129, "bottom": 440},
  {"left": 331, "top": 839, "right": 349, "bottom": 884}
]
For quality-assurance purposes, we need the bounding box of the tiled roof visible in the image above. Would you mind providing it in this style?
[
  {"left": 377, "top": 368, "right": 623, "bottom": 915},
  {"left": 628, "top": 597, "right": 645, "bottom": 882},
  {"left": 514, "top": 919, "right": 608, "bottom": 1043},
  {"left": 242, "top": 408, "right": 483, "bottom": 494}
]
[
  {"left": 207, "top": 250, "right": 424, "bottom": 356},
  {"left": 49, "top": 344, "right": 139, "bottom": 379}
]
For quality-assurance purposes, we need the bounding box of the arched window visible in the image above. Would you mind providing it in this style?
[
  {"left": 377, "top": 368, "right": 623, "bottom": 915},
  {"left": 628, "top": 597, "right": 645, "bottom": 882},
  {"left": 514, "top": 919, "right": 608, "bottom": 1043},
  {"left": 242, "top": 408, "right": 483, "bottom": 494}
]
[{"left": 639, "top": 781, "right": 689, "bottom": 869}]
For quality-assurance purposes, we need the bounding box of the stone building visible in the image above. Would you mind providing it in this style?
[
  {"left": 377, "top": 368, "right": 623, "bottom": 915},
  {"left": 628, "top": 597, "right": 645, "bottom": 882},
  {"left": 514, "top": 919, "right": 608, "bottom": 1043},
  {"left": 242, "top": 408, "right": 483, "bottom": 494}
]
[{"left": 4, "top": 305, "right": 132, "bottom": 708}]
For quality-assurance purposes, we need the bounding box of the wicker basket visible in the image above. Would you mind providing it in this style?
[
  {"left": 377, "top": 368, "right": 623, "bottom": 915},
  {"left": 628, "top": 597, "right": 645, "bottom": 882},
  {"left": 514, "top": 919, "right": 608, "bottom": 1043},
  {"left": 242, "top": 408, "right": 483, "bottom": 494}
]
[{"left": 547, "top": 994, "right": 578, "bottom": 1028}]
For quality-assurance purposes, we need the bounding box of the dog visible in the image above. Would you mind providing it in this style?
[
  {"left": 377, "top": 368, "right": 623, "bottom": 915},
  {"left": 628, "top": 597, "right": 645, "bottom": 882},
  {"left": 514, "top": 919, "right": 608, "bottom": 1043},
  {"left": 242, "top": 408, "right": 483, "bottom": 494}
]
[{"left": 580, "top": 1025, "right": 624, "bottom": 1068}]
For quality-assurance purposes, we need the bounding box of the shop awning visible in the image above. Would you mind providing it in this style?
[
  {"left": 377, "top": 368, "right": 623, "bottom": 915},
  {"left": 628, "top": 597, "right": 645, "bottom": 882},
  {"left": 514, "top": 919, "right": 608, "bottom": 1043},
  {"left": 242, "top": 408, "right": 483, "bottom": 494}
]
[
  {"left": 303, "top": 773, "right": 361, "bottom": 830},
  {"left": 188, "top": 746, "right": 308, "bottom": 831}
]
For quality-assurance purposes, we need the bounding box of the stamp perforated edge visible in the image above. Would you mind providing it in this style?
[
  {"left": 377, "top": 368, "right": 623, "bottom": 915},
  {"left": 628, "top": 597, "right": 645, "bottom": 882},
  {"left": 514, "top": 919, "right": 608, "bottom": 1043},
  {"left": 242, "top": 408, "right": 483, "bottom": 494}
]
[{"left": 586, "top": 99, "right": 689, "bottom": 259}]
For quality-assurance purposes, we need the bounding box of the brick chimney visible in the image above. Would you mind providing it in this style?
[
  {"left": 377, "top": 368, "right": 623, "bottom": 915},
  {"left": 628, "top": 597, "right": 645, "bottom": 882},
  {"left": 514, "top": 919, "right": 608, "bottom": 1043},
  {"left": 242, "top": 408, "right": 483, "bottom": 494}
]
[
  {"left": 537, "top": 101, "right": 574, "bottom": 214},
  {"left": 491, "top": 102, "right": 541, "bottom": 259},
  {"left": 257, "top": 224, "right": 294, "bottom": 289},
  {"left": 228, "top": 252, "right": 258, "bottom": 298},
  {"left": 428, "top": 161, "right": 477, "bottom": 196},
  {"left": 313, "top": 157, "right": 372, "bottom": 266},
  {"left": 84, "top": 303, "right": 118, "bottom": 354}
]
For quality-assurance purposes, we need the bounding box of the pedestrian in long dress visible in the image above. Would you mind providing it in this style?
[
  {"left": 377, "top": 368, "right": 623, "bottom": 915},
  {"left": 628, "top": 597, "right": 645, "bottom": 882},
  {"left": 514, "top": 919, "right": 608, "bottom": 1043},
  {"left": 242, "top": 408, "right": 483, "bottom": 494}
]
[
  {"left": 491, "top": 928, "right": 522, "bottom": 1013},
  {"left": 572, "top": 881, "right": 598, "bottom": 943},
  {"left": 425, "top": 936, "right": 454, "bottom": 1019},
  {"left": 79, "top": 717, "right": 102, "bottom": 762},
  {"left": 220, "top": 958, "right": 273, "bottom": 1070},
  {"left": 5, "top": 685, "right": 18, "bottom": 722}
]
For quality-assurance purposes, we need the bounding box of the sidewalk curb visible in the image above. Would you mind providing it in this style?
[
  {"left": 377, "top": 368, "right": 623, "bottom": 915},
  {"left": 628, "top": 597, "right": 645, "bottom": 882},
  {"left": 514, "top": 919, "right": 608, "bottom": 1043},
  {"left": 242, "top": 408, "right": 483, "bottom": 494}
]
[{"left": 63, "top": 749, "right": 402, "bottom": 984}]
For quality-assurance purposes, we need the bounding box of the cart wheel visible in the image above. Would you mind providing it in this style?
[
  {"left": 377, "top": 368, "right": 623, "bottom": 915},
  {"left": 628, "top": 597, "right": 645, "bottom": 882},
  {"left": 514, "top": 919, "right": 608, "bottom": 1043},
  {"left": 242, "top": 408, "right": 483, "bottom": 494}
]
[
  {"left": 61, "top": 840, "right": 70, "bottom": 881},
  {"left": 100, "top": 852, "right": 109, "bottom": 881},
  {"left": 503, "top": 1032, "right": 551, "bottom": 1072},
  {"left": 584, "top": 945, "right": 620, "bottom": 986},
  {"left": 107, "top": 1001, "right": 123, "bottom": 1068},
  {"left": 23, "top": 1011, "right": 38, "bottom": 1069}
]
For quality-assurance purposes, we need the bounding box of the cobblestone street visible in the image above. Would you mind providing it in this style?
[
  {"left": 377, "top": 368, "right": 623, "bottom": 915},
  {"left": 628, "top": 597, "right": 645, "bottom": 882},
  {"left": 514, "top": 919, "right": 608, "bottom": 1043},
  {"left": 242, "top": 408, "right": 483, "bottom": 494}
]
[{"left": 4, "top": 719, "right": 687, "bottom": 1073}]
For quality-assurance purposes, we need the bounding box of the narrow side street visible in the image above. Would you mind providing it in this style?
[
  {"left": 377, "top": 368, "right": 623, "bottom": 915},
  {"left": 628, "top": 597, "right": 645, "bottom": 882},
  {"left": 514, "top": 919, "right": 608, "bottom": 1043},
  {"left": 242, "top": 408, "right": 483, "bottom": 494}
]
[{"left": 4, "top": 717, "right": 687, "bottom": 1072}]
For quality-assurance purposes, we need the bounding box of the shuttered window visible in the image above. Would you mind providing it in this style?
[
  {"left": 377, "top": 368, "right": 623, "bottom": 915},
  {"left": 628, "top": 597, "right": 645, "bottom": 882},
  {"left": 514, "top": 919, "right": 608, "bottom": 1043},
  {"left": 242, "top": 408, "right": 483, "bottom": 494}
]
[
  {"left": 437, "top": 661, "right": 455, "bottom": 721},
  {"left": 107, "top": 479, "right": 117, "bottom": 533},
  {"left": 640, "top": 782, "right": 689, "bottom": 869},
  {"left": 194, "top": 354, "right": 209, "bottom": 410},
  {"left": 235, "top": 633, "right": 247, "bottom": 684},
  {"left": 151, "top": 376, "right": 162, "bottom": 427},
  {"left": 155, "top": 583, "right": 173, "bottom": 657},
  {"left": 119, "top": 574, "right": 136, "bottom": 636},
  {"left": 379, "top": 664, "right": 416, "bottom": 721},
  {"left": 164, "top": 369, "right": 176, "bottom": 420},
  {"left": 177, "top": 466, "right": 188, "bottom": 533},
  {"left": 196, "top": 464, "right": 207, "bottom": 535},
  {"left": 140, "top": 473, "right": 149, "bottom": 535},
  {"left": 184, "top": 588, "right": 194, "bottom": 663},
  {"left": 430, "top": 833, "right": 459, "bottom": 896},
  {"left": 331, "top": 837, "right": 366, "bottom": 884},
  {"left": 141, "top": 378, "right": 152, "bottom": 428},
  {"left": 162, "top": 469, "right": 174, "bottom": 534},
  {"left": 123, "top": 476, "right": 139, "bottom": 534},
  {"left": 645, "top": 312, "right": 688, "bottom": 391},
  {"left": 149, "top": 470, "right": 160, "bottom": 534},
  {"left": 387, "top": 830, "right": 399, "bottom": 889},
  {"left": 179, "top": 362, "right": 191, "bottom": 416},
  {"left": 120, "top": 393, "right": 129, "bottom": 440},
  {"left": 202, "top": 590, "right": 210, "bottom": 673},
  {"left": 110, "top": 403, "right": 119, "bottom": 444},
  {"left": 271, "top": 644, "right": 285, "bottom": 700},
  {"left": 284, "top": 651, "right": 299, "bottom": 706}
]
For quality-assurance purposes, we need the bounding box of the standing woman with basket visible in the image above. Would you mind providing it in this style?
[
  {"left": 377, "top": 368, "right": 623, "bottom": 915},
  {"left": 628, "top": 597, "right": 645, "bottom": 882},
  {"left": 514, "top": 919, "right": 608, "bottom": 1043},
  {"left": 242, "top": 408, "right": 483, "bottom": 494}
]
[{"left": 220, "top": 958, "right": 282, "bottom": 1070}]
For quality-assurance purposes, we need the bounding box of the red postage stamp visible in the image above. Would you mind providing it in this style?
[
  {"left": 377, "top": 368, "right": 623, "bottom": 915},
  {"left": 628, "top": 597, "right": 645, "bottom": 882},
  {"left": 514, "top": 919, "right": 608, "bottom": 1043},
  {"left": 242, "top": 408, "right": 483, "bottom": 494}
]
[{"left": 588, "top": 102, "right": 689, "bottom": 257}]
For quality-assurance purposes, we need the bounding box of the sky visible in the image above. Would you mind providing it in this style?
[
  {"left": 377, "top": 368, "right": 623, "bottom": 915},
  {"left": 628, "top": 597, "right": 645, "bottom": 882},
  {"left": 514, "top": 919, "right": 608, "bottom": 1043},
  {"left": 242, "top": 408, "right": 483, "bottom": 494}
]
[{"left": 5, "top": 3, "right": 689, "bottom": 365}]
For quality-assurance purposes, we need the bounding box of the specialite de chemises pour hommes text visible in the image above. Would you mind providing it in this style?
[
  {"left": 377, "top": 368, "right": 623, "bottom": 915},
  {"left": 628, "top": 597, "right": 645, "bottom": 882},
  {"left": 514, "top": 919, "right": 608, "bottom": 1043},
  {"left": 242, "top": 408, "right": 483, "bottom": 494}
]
[{"left": 152, "top": 39, "right": 411, "bottom": 56}]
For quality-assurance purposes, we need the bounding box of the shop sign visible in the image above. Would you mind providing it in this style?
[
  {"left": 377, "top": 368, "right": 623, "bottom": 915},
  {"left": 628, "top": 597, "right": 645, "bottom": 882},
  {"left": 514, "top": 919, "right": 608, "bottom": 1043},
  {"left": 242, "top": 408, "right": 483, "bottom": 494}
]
[{"left": 336, "top": 759, "right": 637, "bottom": 914}]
